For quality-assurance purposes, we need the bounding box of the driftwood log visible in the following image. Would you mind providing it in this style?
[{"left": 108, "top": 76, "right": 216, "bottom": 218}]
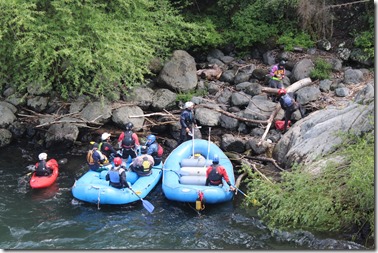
[{"left": 258, "top": 77, "right": 312, "bottom": 145}]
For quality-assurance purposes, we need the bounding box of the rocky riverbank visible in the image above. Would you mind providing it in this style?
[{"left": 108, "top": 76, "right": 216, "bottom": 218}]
[{"left": 0, "top": 44, "right": 374, "bottom": 176}]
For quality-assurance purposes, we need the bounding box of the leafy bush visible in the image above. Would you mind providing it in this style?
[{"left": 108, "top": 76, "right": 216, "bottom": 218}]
[
  {"left": 0, "top": 0, "right": 215, "bottom": 100},
  {"left": 244, "top": 131, "right": 374, "bottom": 243},
  {"left": 277, "top": 31, "right": 314, "bottom": 51},
  {"left": 310, "top": 58, "right": 332, "bottom": 80},
  {"left": 352, "top": 9, "right": 374, "bottom": 60},
  {"left": 176, "top": 89, "right": 208, "bottom": 102}
]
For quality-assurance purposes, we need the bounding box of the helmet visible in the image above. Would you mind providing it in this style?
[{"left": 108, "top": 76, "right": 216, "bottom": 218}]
[
  {"left": 92, "top": 143, "right": 99, "bottom": 149},
  {"left": 147, "top": 134, "right": 156, "bottom": 144},
  {"left": 125, "top": 122, "right": 134, "bottom": 130},
  {"left": 101, "top": 132, "right": 111, "bottom": 141},
  {"left": 114, "top": 157, "right": 122, "bottom": 166},
  {"left": 184, "top": 101, "right": 194, "bottom": 109},
  {"left": 38, "top": 152, "right": 47, "bottom": 160},
  {"left": 279, "top": 60, "right": 286, "bottom": 67},
  {"left": 213, "top": 154, "right": 219, "bottom": 164},
  {"left": 278, "top": 88, "right": 287, "bottom": 96}
]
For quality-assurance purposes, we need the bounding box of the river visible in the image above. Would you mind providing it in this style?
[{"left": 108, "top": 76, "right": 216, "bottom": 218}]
[{"left": 0, "top": 142, "right": 366, "bottom": 250}]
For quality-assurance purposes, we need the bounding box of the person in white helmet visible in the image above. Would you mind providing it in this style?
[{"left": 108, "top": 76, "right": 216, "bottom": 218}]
[
  {"left": 35, "top": 152, "right": 53, "bottom": 176},
  {"left": 178, "top": 101, "right": 197, "bottom": 145},
  {"left": 99, "top": 132, "right": 118, "bottom": 162}
]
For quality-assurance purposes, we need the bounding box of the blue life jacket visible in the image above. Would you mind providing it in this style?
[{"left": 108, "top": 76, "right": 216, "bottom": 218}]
[{"left": 109, "top": 168, "right": 120, "bottom": 183}]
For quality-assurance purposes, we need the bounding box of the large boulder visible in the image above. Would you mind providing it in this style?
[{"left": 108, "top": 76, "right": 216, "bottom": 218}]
[{"left": 157, "top": 50, "right": 198, "bottom": 92}]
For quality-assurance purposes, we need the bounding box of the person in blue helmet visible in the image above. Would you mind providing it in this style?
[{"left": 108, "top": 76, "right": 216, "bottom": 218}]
[
  {"left": 144, "top": 134, "right": 163, "bottom": 165},
  {"left": 205, "top": 154, "right": 235, "bottom": 191}
]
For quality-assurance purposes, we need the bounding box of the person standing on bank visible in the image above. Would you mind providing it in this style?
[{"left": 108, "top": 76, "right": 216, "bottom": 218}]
[
  {"left": 205, "top": 154, "right": 235, "bottom": 191},
  {"left": 278, "top": 88, "right": 305, "bottom": 132},
  {"left": 99, "top": 132, "right": 118, "bottom": 162},
  {"left": 178, "top": 101, "right": 197, "bottom": 145},
  {"left": 117, "top": 122, "right": 140, "bottom": 161}
]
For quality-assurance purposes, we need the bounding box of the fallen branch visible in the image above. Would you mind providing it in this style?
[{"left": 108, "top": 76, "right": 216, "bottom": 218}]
[
  {"left": 258, "top": 77, "right": 313, "bottom": 145},
  {"left": 197, "top": 104, "right": 268, "bottom": 124},
  {"left": 235, "top": 172, "right": 247, "bottom": 189},
  {"left": 245, "top": 155, "right": 284, "bottom": 171}
]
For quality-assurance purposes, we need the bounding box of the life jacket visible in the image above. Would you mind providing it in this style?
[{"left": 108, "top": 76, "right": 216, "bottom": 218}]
[
  {"left": 86, "top": 150, "right": 95, "bottom": 165},
  {"left": 108, "top": 167, "right": 121, "bottom": 183},
  {"left": 281, "top": 94, "right": 294, "bottom": 108},
  {"left": 122, "top": 131, "right": 135, "bottom": 149},
  {"left": 209, "top": 164, "right": 222, "bottom": 185},
  {"left": 36, "top": 160, "right": 47, "bottom": 173},
  {"left": 157, "top": 144, "right": 163, "bottom": 157},
  {"left": 141, "top": 157, "right": 152, "bottom": 172},
  {"left": 99, "top": 141, "right": 105, "bottom": 153}
]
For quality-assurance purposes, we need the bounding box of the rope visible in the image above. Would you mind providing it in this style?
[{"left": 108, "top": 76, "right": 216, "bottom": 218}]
[{"left": 90, "top": 185, "right": 101, "bottom": 210}]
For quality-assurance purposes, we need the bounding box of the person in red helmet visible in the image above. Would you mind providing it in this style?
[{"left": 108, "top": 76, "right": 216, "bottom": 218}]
[
  {"left": 277, "top": 88, "right": 305, "bottom": 132},
  {"left": 105, "top": 157, "right": 129, "bottom": 189}
]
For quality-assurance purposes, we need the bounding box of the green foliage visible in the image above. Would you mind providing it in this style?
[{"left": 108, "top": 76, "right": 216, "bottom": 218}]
[
  {"left": 244, "top": 131, "right": 374, "bottom": 241},
  {"left": 310, "top": 58, "right": 332, "bottom": 80},
  {"left": 352, "top": 6, "right": 374, "bottom": 60},
  {"left": 0, "top": 0, "right": 214, "bottom": 100},
  {"left": 224, "top": 2, "right": 278, "bottom": 49},
  {"left": 276, "top": 31, "right": 314, "bottom": 51},
  {"left": 176, "top": 88, "right": 208, "bottom": 102}
]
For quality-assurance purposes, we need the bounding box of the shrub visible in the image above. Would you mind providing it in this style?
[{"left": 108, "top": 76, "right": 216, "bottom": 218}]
[
  {"left": 310, "top": 58, "right": 332, "bottom": 80},
  {"left": 276, "top": 31, "right": 314, "bottom": 51},
  {"left": 244, "top": 131, "right": 374, "bottom": 244}
]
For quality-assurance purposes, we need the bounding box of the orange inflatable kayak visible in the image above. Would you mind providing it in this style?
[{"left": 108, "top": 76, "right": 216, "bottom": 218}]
[{"left": 30, "top": 159, "right": 59, "bottom": 189}]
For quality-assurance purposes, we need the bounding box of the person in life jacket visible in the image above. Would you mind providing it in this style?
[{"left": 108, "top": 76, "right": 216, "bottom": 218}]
[
  {"left": 35, "top": 152, "right": 53, "bottom": 176},
  {"left": 178, "top": 101, "right": 198, "bottom": 145},
  {"left": 129, "top": 146, "right": 154, "bottom": 177},
  {"left": 86, "top": 143, "right": 108, "bottom": 171},
  {"left": 105, "top": 157, "right": 129, "bottom": 189},
  {"left": 278, "top": 88, "right": 305, "bottom": 132},
  {"left": 117, "top": 122, "right": 140, "bottom": 160},
  {"left": 144, "top": 134, "right": 163, "bottom": 165},
  {"left": 205, "top": 154, "right": 235, "bottom": 191},
  {"left": 269, "top": 60, "right": 286, "bottom": 102},
  {"left": 99, "top": 132, "right": 118, "bottom": 162}
]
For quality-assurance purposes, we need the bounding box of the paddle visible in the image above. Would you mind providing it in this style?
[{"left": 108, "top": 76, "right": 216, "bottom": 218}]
[
  {"left": 191, "top": 124, "right": 195, "bottom": 157},
  {"left": 206, "top": 127, "right": 211, "bottom": 162},
  {"left": 233, "top": 185, "right": 247, "bottom": 197},
  {"left": 128, "top": 186, "right": 155, "bottom": 213}
]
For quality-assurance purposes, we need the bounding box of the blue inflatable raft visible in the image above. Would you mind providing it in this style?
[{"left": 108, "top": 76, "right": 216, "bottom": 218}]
[
  {"left": 162, "top": 139, "right": 235, "bottom": 204},
  {"left": 72, "top": 158, "right": 162, "bottom": 206}
]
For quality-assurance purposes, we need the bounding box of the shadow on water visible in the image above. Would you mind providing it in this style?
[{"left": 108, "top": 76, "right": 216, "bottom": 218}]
[{"left": 0, "top": 143, "right": 369, "bottom": 250}]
